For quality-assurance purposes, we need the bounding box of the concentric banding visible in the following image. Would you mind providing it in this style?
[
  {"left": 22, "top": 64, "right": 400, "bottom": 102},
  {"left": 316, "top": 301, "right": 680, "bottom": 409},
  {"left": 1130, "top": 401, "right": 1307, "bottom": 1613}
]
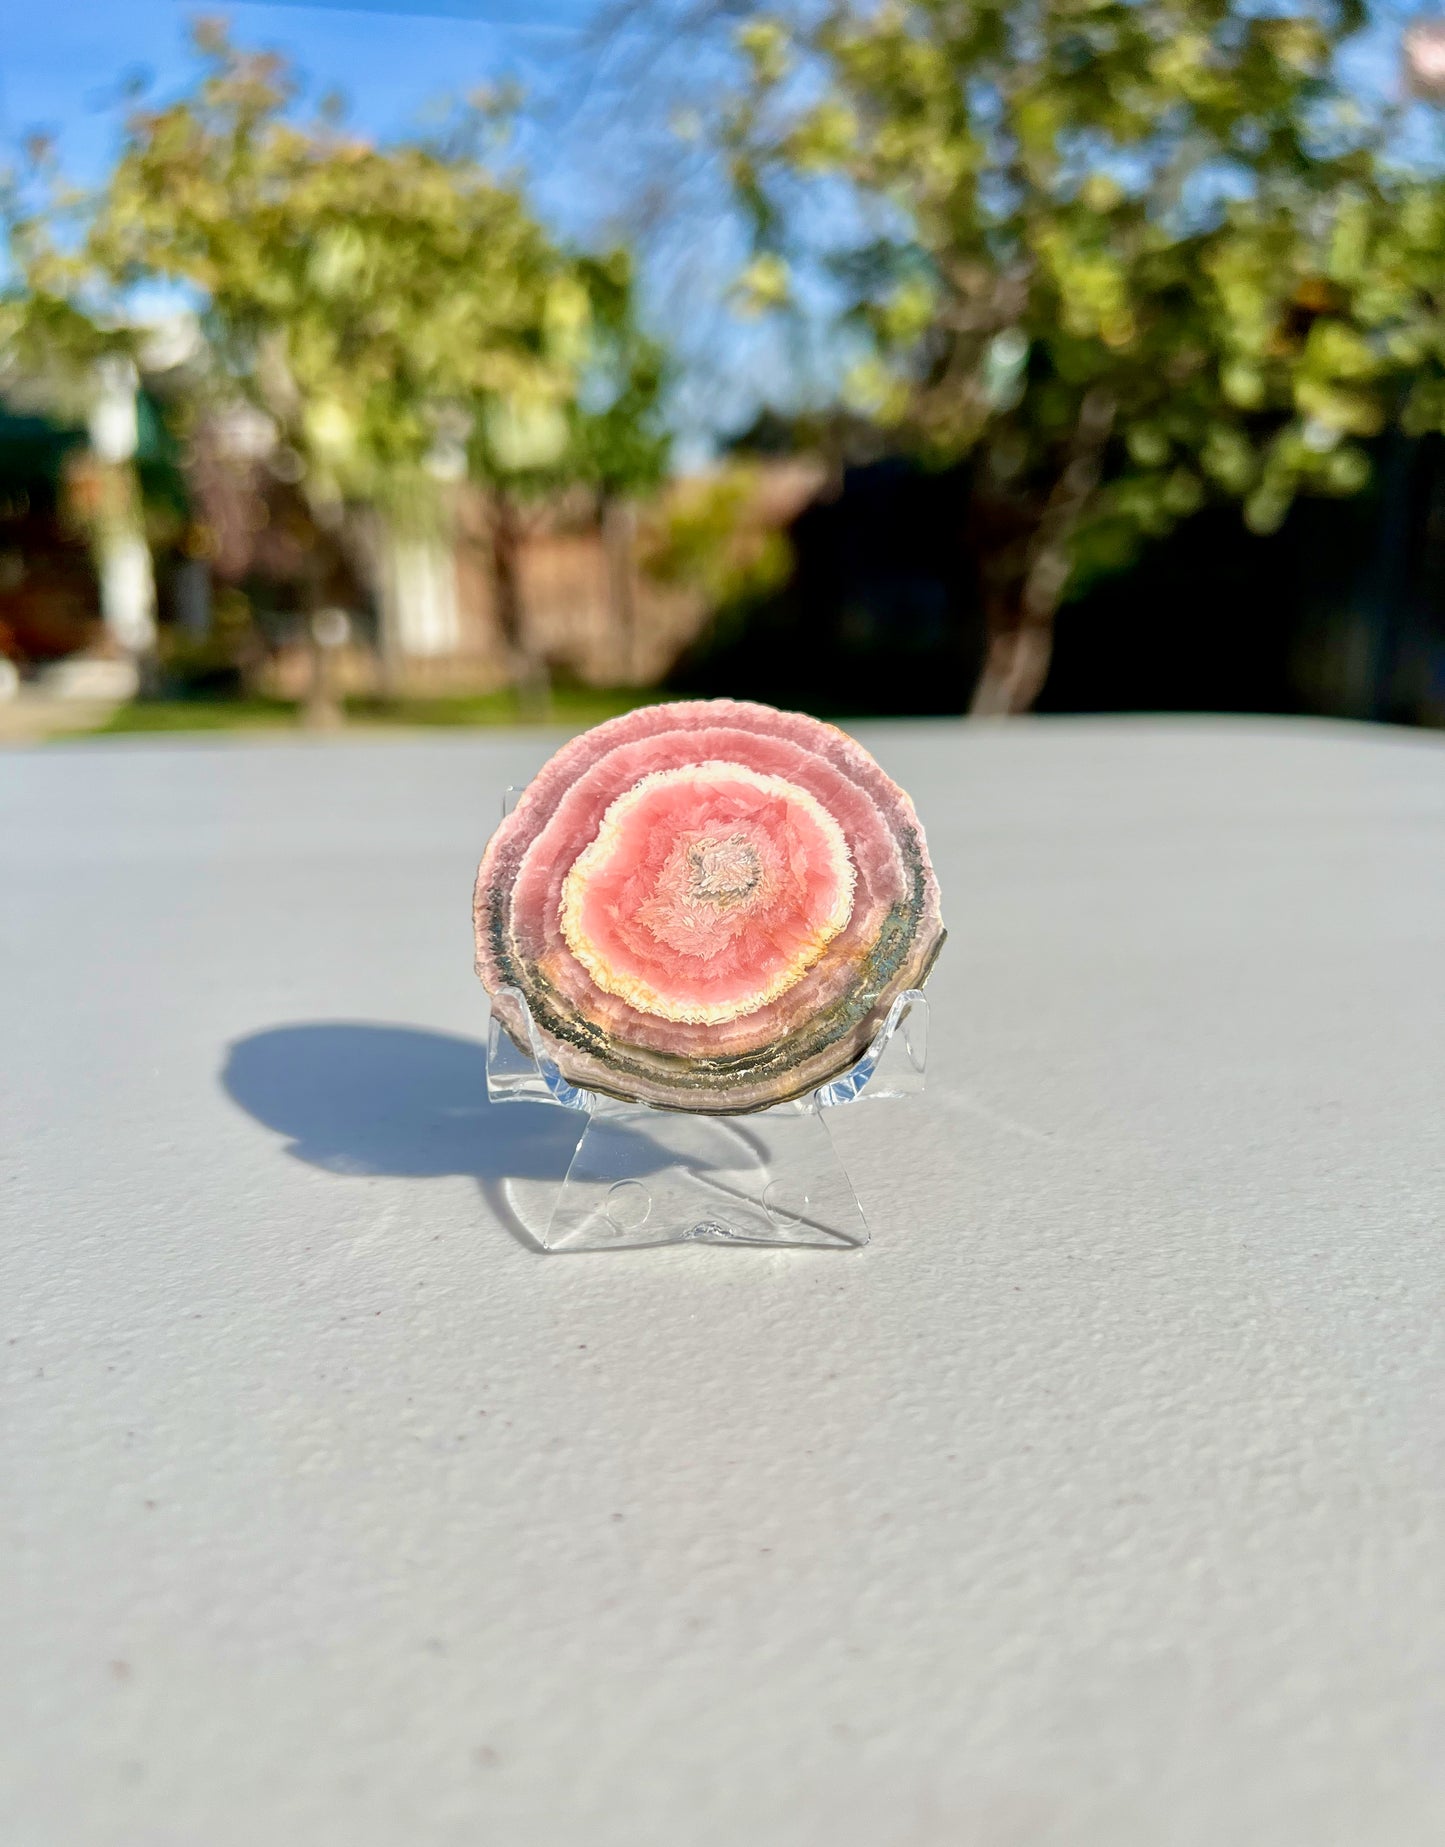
[
  {"left": 473, "top": 699, "right": 945, "bottom": 1113},
  {"left": 559, "top": 761, "right": 855, "bottom": 1025}
]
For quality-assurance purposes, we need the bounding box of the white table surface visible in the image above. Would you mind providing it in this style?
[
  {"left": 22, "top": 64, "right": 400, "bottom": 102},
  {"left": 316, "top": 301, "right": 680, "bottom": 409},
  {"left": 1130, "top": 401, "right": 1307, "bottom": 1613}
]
[{"left": 4, "top": 716, "right": 1443, "bottom": 1846}]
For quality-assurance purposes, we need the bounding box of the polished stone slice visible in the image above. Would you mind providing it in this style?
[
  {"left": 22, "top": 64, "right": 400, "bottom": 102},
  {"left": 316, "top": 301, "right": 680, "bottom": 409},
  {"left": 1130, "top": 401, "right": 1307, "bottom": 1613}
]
[{"left": 474, "top": 699, "right": 944, "bottom": 1111}]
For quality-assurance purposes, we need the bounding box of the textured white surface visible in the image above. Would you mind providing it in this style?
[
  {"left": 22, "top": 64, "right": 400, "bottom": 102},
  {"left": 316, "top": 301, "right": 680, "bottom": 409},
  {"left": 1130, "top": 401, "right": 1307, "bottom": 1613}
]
[{"left": 3, "top": 717, "right": 1444, "bottom": 1847}]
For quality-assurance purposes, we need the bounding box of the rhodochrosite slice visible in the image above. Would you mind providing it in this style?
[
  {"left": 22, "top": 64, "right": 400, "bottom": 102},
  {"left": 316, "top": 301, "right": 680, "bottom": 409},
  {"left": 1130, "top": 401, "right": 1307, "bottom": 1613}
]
[{"left": 474, "top": 699, "right": 944, "bottom": 1112}]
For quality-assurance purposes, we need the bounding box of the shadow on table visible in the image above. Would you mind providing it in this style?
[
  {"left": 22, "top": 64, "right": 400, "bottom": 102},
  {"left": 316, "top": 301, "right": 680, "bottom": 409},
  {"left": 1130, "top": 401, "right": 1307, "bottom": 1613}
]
[{"left": 220, "top": 1021, "right": 654, "bottom": 1252}]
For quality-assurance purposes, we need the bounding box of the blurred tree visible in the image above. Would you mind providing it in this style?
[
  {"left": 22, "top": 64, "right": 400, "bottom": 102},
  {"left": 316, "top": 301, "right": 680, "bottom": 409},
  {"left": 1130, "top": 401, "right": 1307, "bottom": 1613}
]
[
  {"left": 462, "top": 246, "right": 670, "bottom": 698},
  {"left": 568, "top": 253, "right": 672, "bottom": 680},
  {"left": 89, "top": 21, "right": 589, "bottom": 703},
  {"left": 725, "top": 0, "right": 1418, "bottom": 712},
  {"left": 0, "top": 148, "right": 159, "bottom": 677},
  {"left": 642, "top": 463, "right": 795, "bottom": 611}
]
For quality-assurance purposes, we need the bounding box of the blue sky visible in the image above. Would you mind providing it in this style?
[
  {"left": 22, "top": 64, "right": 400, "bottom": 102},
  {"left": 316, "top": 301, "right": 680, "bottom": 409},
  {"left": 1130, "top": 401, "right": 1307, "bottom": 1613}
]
[
  {"left": 0, "top": 1, "right": 600, "bottom": 217},
  {"left": 0, "top": 1, "right": 1430, "bottom": 455},
  {"left": 0, "top": 0, "right": 781, "bottom": 451}
]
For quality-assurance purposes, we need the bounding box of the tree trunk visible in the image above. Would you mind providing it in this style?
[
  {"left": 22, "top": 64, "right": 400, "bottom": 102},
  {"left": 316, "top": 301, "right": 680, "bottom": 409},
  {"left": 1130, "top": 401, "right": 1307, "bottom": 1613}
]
[
  {"left": 600, "top": 492, "right": 639, "bottom": 683},
  {"left": 96, "top": 524, "right": 158, "bottom": 660},
  {"left": 490, "top": 488, "right": 549, "bottom": 716},
  {"left": 302, "top": 623, "right": 343, "bottom": 731},
  {"left": 372, "top": 507, "right": 404, "bottom": 701},
  {"left": 968, "top": 387, "right": 1117, "bottom": 719},
  {"left": 87, "top": 366, "right": 157, "bottom": 695},
  {"left": 969, "top": 591, "right": 1058, "bottom": 717},
  {"left": 301, "top": 550, "right": 344, "bottom": 732}
]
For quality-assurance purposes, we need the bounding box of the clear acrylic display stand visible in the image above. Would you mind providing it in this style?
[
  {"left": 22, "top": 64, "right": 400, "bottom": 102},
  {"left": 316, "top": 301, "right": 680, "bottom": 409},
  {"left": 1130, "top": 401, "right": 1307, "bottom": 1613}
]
[{"left": 486, "top": 784, "right": 928, "bottom": 1253}]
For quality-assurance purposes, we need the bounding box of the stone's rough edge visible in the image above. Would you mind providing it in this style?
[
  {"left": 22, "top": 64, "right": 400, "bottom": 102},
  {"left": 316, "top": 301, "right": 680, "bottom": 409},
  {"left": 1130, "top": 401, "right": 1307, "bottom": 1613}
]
[
  {"left": 477, "top": 721, "right": 943, "bottom": 1045},
  {"left": 472, "top": 699, "right": 933, "bottom": 1000},
  {"left": 473, "top": 699, "right": 946, "bottom": 1113},
  {"left": 480, "top": 886, "right": 943, "bottom": 1110},
  {"left": 506, "top": 721, "right": 926, "bottom": 1060},
  {"left": 480, "top": 849, "right": 941, "bottom": 1108},
  {"left": 475, "top": 715, "right": 943, "bottom": 1108},
  {"left": 488, "top": 929, "right": 945, "bottom": 1117}
]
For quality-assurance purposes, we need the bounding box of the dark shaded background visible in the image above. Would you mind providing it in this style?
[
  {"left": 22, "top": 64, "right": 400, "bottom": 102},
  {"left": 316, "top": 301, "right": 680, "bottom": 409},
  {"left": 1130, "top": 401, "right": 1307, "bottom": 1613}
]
[{"left": 674, "top": 432, "right": 1445, "bottom": 725}]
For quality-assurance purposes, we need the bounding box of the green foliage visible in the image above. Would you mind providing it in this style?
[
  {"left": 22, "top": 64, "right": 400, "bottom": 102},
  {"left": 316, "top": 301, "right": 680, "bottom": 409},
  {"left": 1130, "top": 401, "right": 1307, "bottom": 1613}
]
[
  {"left": 643, "top": 465, "right": 793, "bottom": 606},
  {"left": 470, "top": 246, "right": 671, "bottom": 502},
  {"left": 78, "top": 683, "right": 667, "bottom": 738},
  {"left": 3, "top": 18, "right": 673, "bottom": 705},
  {"left": 724, "top": 0, "right": 1444, "bottom": 697},
  {"left": 5, "top": 22, "right": 669, "bottom": 542},
  {"left": 89, "top": 23, "right": 581, "bottom": 520},
  {"left": 0, "top": 144, "right": 139, "bottom": 406},
  {"left": 567, "top": 252, "right": 672, "bottom": 500}
]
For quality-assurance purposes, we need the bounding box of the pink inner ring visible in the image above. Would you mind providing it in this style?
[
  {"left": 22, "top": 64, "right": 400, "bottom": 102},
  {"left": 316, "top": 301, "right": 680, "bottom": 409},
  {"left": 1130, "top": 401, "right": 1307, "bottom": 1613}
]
[{"left": 559, "top": 763, "right": 855, "bottom": 1025}]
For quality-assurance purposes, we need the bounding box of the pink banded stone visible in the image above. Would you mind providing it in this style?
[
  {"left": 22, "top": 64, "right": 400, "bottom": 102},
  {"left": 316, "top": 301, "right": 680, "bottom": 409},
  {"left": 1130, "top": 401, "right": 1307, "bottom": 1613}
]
[
  {"left": 474, "top": 699, "right": 945, "bottom": 1112},
  {"left": 560, "top": 762, "right": 855, "bottom": 1025}
]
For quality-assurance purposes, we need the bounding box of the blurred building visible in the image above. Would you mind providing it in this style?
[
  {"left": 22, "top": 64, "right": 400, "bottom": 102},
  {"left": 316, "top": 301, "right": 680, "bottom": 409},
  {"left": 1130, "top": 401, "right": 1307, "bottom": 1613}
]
[
  {"left": 0, "top": 361, "right": 820, "bottom": 703},
  {"left": 0, "top": 406, "right": 94, "bottom": 668},
  {"left": 6, "top": 355, "right": 1442, "bottom": 727}
]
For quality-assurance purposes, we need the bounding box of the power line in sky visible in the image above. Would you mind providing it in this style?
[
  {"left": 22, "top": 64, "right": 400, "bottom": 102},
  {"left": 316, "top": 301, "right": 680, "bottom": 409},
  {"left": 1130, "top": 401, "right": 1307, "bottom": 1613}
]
[{"left": 221, "top": 0, "right": 589, "bottom": 24}]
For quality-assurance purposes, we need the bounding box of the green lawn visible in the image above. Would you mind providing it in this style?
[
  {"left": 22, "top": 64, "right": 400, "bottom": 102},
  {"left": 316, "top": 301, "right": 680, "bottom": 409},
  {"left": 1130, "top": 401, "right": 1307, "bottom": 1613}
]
[{"left": 75, "top": 685, "right": 669, "bottom": 739}]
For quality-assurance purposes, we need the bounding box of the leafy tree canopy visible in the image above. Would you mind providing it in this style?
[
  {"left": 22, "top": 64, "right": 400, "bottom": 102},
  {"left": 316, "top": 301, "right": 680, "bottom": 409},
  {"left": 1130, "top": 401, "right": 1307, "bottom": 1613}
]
[
  {"left": 724, "top": 0, "right": 1444, "bottom": 710},
  {"left": 83, "top": 21, "right": 588, "bottom": 518}
]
